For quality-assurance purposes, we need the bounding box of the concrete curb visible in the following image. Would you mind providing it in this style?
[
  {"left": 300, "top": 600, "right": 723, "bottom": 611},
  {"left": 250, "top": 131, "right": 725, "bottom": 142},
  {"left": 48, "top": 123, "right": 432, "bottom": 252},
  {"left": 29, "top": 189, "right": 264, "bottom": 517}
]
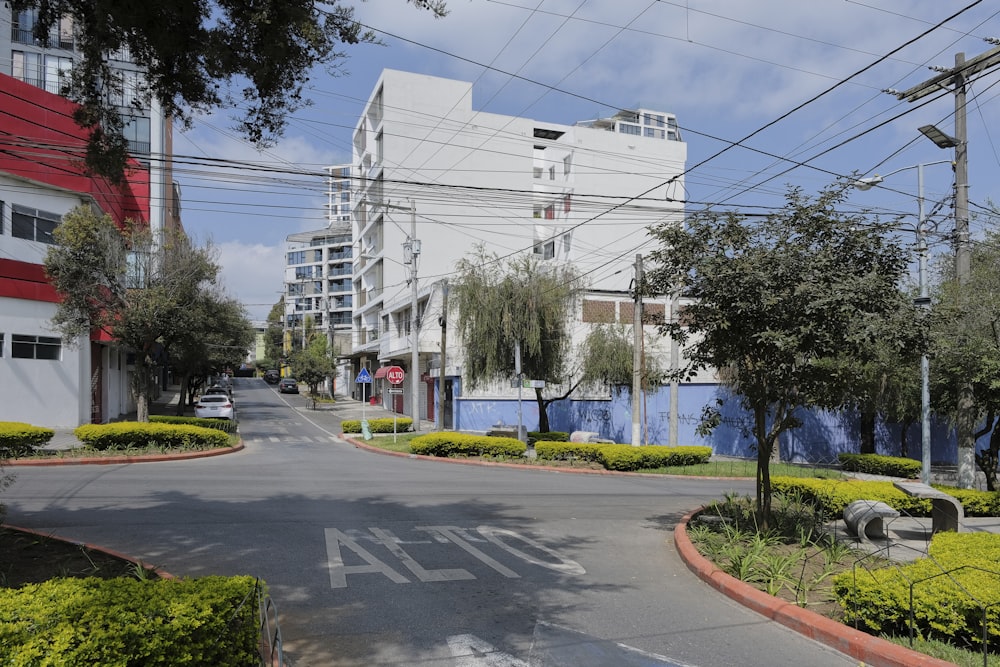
[
  {"left": 5, "top": 443, "right": 244, "bottom": 466},
  {"left": 3, "top": 523, "right": 176, "bottom": 580},
  {"left": 673, "top": 509, "right": 955, "bottom": 667}
]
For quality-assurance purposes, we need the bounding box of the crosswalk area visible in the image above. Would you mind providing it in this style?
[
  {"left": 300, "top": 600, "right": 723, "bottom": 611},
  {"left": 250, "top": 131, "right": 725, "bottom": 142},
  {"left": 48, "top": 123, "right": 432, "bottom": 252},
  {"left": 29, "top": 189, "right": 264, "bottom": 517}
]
[{"left": 243, "top": 434, "right": 340, "bottom": 445}]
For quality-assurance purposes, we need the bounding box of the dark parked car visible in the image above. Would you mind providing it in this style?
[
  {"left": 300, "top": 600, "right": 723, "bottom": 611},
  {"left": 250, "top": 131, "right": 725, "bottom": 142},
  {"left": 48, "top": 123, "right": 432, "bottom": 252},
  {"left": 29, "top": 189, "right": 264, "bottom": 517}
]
[
  {"left": 278, "top": 378, "right": 299, "bottom": 394},
  {"left": 263, "top": 370, "right": 280, "bottom": 384}
]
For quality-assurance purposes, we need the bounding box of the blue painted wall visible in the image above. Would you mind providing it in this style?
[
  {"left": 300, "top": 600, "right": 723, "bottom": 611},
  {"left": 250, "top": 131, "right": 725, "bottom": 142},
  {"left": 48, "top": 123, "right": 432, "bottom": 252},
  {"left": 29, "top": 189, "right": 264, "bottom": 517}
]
[{"left": 453, "top": 383, "right": 961, "bottom": 465}]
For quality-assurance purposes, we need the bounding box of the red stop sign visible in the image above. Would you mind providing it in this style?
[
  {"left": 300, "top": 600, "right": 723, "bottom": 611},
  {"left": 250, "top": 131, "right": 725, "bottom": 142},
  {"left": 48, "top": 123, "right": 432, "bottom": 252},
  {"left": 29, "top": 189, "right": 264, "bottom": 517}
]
[{"left": 386, "top": 366, "right": 405, "bottom": 384}]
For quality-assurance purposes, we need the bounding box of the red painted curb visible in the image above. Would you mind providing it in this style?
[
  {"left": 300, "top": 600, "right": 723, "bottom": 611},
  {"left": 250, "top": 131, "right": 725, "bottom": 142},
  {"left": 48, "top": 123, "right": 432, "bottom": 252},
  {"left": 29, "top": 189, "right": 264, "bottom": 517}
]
[
  {"left": 6, "top": 442, "right": 244, "bottom": 466},
  {"left": 3, "top": 524, "right": 175, "bottom": 580},
  {"left": 673, "top": 509, "right": 956, "bottom": 667}
]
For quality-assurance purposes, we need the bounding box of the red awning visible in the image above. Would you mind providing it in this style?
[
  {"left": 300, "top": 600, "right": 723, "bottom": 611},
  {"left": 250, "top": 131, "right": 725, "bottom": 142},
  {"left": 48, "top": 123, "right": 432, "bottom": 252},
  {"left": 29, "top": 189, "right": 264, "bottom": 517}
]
[{"left": 373, "top": 366, "right": 390, "bottom": 379}]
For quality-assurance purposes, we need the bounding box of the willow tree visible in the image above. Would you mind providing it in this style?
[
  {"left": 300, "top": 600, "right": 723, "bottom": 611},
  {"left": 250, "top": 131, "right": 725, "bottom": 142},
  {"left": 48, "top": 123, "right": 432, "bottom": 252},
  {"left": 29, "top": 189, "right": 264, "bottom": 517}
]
[
  {"left": 452, "top": 248, "right": 583, "bottom": 432},
  {"left": 45, "top": 206, "right": 219, "bottom": 421}
]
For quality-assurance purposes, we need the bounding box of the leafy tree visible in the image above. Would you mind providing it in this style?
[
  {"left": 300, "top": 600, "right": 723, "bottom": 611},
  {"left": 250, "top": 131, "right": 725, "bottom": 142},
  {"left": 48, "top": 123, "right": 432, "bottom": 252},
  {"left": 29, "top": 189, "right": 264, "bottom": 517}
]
[
  {"left": 452, "top": 248, "right": 583, "bottom": 433},
  {"left": 264, "top": 299, "right": 285, "bottom": 364},
  {"left": 44, "top": 206, "right": 219, "bottom": 421},
  {"left": 643, "top": 184, "right": 917, "bottom": 528},
  {"left": 292, "top": 334, "right": 336, "bottom": 397},
  {"left": 930, "top": 226, "right": 1000, "bottom": 490},
  {"left": 15, "top": 0, "right": 447, "bottom": 179},
  {"left": 169, "top": 291, "right": 254, "bottom": 413},
  {"left": 577, "top": 324, "right": 665, "bottom": 392}
]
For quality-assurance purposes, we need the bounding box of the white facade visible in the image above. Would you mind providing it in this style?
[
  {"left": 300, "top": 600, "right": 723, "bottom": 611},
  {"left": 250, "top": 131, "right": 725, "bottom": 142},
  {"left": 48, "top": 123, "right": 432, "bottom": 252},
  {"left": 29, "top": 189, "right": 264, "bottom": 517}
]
[
  {"left": 0, "top": 175, "right": 132, "bottom": 428},
  {"left": 348, "top": 70, "right": 689, "bottom": 416}
]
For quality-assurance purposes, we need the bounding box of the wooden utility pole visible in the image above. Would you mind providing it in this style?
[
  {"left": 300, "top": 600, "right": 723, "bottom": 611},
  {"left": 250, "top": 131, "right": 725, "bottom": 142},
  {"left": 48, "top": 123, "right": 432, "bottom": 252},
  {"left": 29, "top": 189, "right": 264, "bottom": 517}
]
[{"left": 438, "top": 280, "right": 448, "bottom": 430}]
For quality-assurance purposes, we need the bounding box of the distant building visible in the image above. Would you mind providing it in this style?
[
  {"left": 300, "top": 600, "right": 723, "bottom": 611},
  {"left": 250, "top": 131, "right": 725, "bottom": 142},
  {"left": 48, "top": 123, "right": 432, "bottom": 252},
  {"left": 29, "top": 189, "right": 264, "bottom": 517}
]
[
  {"left": 282, "top": 165, "right": 355, "bottom": 393},
  {"left": 348, "top": 69, "right": 689, "bottom": 425}
]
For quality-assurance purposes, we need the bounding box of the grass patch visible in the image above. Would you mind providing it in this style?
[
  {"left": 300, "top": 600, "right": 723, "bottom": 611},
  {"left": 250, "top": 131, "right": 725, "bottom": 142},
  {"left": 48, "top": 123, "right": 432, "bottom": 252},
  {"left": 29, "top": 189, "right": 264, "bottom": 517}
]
[
  {"left": 648, "top": 460, "right": 843, "bottom": 478},
  {"left": 882, "top": 635, "right": 1000, "bottom": 667}
]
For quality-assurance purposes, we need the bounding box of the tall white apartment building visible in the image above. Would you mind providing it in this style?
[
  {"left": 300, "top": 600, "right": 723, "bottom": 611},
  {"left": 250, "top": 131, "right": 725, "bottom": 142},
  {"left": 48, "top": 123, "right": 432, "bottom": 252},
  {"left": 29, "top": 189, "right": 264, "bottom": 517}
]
[
  {"left": 282, "top": 165, "right": 355, "bottom": 392},
  {"left": 350, "top": 69, "right": 686, "bottom": 421}
]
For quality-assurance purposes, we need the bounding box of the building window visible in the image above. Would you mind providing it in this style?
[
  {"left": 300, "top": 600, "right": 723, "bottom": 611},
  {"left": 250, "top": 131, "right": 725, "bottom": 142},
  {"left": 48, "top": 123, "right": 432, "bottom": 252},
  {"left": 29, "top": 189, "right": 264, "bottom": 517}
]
[
  {"left": 11, "top": 334, "right": 61, "bottom": 360},
  {"left": 643, "top": 113, "right": 665, "bottom": 127},
  {"left": 533, "top": 167, "right": 542, "bottom": 179},
  {"left": 313, "top": 249, "right": 323, "bottom": 262},
  {"left": 288, "top": 250, "right": 305, "bottom": 265},
  {"left": 619, "top": 123, "right": 641, "bottom": 136},
  {"left": 564, "top": 194, "right": 571, "bottom": 213},
  {"left": 544, "top": 205, "right": 555, "bottom": 220},
  {"left": 44, "top": 55, "right": 73, "bottom": 94},
  {"left": 0, "top": 333, "right": 4, "bottom": 357},
  {"left": 12, "top": 204, "right": 59, "bottom": 244},
  {"left": 533, "top": 240, "right": 555, "bottom": 260},
  {"left": 563, "top": 155, "right": 572, "bottom": 175},
  {"left": 122, "top": 115, "right": 151, "bottom": 154},
  {"left": 12, "top": 51, "right": 43, "bottom": 88},
  {"left": 0, "top": 201, "right": 5, "bottom": 235},
  {"left": 644, "top": 127, "right": 665, "bottom": 139}
]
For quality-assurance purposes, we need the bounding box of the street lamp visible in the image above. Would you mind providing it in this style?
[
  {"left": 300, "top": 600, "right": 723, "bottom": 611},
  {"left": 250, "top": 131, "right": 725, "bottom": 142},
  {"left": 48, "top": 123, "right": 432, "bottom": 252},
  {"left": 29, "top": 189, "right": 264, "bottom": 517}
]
[{"left": 854, "top": 158, "right": 951, "bottom": 485}]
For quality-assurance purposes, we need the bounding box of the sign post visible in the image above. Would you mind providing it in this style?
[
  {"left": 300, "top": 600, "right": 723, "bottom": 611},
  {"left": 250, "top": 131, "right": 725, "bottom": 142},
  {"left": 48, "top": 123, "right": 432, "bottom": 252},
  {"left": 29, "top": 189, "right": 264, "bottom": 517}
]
[
  {"left": 355, "top": 367, "right": 372, "bottom": 434},
  {"left": 385, "top": 366, "right": 405, "bottom": 442}
]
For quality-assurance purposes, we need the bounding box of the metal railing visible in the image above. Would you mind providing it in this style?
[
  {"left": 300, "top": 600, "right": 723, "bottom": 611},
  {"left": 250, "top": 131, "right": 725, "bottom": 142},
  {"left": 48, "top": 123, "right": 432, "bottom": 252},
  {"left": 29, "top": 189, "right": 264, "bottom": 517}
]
[{"left": 258, "top": 582, "right": 284, "bottom": 667}]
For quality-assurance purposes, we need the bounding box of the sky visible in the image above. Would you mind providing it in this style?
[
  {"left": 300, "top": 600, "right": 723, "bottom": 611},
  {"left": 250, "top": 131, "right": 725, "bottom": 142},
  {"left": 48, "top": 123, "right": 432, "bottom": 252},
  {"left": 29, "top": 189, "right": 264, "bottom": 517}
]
[{"left": 171, "top": 1, "right": 1000, "bottom": 322}]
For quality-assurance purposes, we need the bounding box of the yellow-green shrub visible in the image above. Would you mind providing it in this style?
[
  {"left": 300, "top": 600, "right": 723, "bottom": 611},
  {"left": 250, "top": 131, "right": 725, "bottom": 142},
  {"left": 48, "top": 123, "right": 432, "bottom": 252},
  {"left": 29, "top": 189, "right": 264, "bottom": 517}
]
[
  {"left": 74, "top": 422, "right": 229, "bottom": 451},
  {"left": 341, "top": 417, "right": 413, "bottom": 433},
  {"left": 0, "top": 422, "right": 54, "bottom": 458},
  {"left": 640, "top": 445, "right": 713, "bottom": 467},
  {"left": 534, "top": 441, "right": 604, "bottom": 462},
  {"left": 410, "top": 433, "right": 525, "bottom": 458},
  {"left": 834, "top": 533, "right": 1000, "bottom": 648},
  {"left": 151, "top": 415, "right": 237, "bottom": 433},
  {"left": 597, "top": 445, "right": 645, "bottom": 471},
  {"left": 528, "top": 431, "right": 569, "bottom": 442},
  {"left": 0, "top": 575, "right": 260, "bottom": 666},
  {"left": 934, "top": 485, "right": 1000, "bottom": 517},
  {"left": 770, "top": 477, "right": 933, "bottom": 517},
  {"left": 838, "top": 453, "right": 920, "bottom": 479}
]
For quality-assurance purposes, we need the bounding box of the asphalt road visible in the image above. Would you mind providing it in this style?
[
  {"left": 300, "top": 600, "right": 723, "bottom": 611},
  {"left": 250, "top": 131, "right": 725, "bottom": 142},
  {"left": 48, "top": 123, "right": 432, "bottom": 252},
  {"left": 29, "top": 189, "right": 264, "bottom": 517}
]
[{"left": 3, "top": 379, "right": 857, "bottom": 667}]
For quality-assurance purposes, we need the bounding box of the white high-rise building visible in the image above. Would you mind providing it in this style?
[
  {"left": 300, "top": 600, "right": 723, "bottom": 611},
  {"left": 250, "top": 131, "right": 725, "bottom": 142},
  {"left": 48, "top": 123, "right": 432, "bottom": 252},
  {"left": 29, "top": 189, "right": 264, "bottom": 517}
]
[{"left": 350, "top": 69, "right": 687, "bottom": 422}]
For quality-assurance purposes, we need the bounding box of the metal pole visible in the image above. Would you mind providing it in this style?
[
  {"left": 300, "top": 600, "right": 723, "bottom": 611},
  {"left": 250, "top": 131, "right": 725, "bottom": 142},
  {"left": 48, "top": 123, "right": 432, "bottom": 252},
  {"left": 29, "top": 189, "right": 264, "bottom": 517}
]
[
  {"left": 438, "top": 281, "right": 448, "bottom": 430},
  {"left": 409, "top": 200, "right": 421, "bottom": 431},
  {"left": 632, "top": 254, "right": 642, "bottom": 446},
  {"left": 917, "top": 164, "right": 931, "bottom": 485},
  {"left": 669, "top": 291, "right": 680, "bottom": 447}
]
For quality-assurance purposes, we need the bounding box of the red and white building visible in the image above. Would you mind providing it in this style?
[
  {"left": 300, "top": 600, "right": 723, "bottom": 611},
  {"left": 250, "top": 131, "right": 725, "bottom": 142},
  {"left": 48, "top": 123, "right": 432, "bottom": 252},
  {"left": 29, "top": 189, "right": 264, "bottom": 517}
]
[{"left": 0, "top": 74, "right": 151, "bottom": 427}]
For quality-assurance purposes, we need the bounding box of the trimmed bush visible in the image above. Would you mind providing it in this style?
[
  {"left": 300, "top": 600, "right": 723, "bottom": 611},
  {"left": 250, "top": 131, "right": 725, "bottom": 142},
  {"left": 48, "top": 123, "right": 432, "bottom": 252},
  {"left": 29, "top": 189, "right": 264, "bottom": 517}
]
[
  {"left": 640, "top": 445, "right": 713, "bottom": 468},
  {"left": 151, "top": 415, "right": 237, "bottom": 433},
  {"left": 934, "top": 485, "right": 1000, "bottom": 517},
  {"left": 834, "top": 532, "right": 1000, "bottom": 648},
  {"left": 74, "top": 422, "right": 230, "bottom": 451},
  {"left": 410, "top": 433, "right": 525, "bottom": 458},
  {"left": 341, "top": 417, "right": 414, "bottom": 433},
  {"left": 0, "top": 422, "right": 54, "bottom": 458},
  {"left": 838, "top": 453, "right": 920, "bottom": 479},
  {"left": 534, "top": 441, "right": 604, "bottom": 462},
  {"left": 771, "top": 477, "right": 935, "bottom": 517},
  {"left": 597, "top": 445, "right": 646, "bottom": 471},
  {"left": 528, "top": 431, "right": 569, "bottom": 442},
  {"left": 0, "top": 575, "right": 260, "bottom": 666}
]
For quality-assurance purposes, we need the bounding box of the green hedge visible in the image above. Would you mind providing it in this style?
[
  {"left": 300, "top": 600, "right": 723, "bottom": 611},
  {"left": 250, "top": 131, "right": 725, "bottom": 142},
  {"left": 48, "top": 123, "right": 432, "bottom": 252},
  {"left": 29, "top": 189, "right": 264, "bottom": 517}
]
[
  {"left": 0, "top": 575, "right": 260, "bottom": 666},
  {"left": 74, "top": 422, "right": 230, "bottom": 451},
  {"left": 0, "top": 422, "right": 54, "bottom": 458},
  {"left": 933, "top": 485, "right": 1000, "bottom": 517},
  {"left": 771, "top": 477, "right": 931, "bottom": 517},
  {"left": 341, "top": 417, "right": 414, "bottom": 433},
  {"left": 534, "top": 441, "right": 604, "bottom": 462},
  {"left": 528, "top": 431, "right": 569, "bottom": 442},
  {"left": 410, "top": 433, "right": 525, "bottom": 458},
  {"left": 834, "top": 532, "right": 1000, "bottom": 648},
  {"left": 150, "top": 415, "right": 237, "bottom": 433},
  {"left": 838, "top": 453, "right": 921, "bottom": 479},
  {"left": 597, "top": 444, "right": 713, "bottom": 471}
]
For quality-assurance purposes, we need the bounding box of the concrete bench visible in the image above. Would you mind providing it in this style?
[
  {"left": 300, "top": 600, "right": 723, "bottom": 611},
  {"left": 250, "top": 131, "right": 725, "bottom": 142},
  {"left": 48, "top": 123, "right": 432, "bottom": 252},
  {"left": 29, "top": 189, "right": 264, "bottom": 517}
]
[
  {"left": 893, "top": 482, "right": 964, "bottom": 533},
  {"left": 844, "top": 500, "right": 900, "bottom": 543}
]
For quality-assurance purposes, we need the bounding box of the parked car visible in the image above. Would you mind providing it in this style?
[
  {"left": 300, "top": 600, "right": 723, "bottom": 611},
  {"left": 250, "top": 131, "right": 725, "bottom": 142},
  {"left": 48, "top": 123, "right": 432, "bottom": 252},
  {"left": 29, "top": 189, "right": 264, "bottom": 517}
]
[
  {"left": 194, "top": 394, "right": 235, "bottom": 420},
  {"left": 204, "top": 386, "right": 233, "bottom": 402},
  {"left": 278, "top": 378, "right": 299, "bottom": 394},
  {"left": 263, "top": 370, "right": 280, "bottom": 384}
]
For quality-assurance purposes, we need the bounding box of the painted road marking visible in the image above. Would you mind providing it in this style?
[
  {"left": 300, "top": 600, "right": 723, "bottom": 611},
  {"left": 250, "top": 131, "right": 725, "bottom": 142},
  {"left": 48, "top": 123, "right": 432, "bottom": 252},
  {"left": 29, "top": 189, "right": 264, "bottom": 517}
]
[{"left": 324, "top": 526, "right": 585, "bottom": 588}]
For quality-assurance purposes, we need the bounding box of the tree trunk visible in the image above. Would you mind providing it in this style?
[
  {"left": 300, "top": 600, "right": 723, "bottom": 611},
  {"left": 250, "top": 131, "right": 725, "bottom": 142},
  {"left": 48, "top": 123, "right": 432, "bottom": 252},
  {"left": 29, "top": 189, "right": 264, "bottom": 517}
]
[
  {"left": 753, "top": 403, "right": 772, "bottom": 532},
  {"left": 975, "top": 417, "right": 999, "bottom": 492},
  {"left": 174, "top": 372, "right": 190, "bottom": 415},
  {"left": 898, "top": 417, "right": 914, "bottom": 458},
  {"left": 535, "top": 388, "right": 549, "bottom": 433},
  {"left": 859, "top": 408, "right": 876, "bottom": 454}
]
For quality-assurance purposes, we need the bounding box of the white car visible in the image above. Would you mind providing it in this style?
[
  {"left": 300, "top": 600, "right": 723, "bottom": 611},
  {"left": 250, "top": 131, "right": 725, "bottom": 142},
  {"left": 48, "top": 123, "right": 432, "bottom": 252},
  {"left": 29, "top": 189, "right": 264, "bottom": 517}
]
[{"left": 194, "top": 394, "right": 236, "bottom": 421}]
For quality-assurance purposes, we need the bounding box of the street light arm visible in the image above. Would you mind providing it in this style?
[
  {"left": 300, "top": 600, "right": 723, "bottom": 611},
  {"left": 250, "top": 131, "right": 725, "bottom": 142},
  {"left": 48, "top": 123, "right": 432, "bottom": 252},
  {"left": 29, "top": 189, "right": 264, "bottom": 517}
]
[{"left": 854, "top": 159, "right": 954, "bottom": 190}]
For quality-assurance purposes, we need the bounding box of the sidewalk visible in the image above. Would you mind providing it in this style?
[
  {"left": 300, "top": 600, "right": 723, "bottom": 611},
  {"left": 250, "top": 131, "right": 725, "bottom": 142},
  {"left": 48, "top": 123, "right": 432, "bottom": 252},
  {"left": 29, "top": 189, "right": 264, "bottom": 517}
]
[{"left": 45, "top": 385, "right": 183, "bottom": 451}]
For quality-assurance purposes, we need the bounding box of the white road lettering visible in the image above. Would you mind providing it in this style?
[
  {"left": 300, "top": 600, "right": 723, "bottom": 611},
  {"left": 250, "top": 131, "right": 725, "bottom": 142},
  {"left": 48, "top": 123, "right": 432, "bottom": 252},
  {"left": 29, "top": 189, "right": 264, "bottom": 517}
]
[
  {"left": 324, "top": 528, "right": 410, "bottom": 588},
  {"left": 446, "top": 634, "right": 528, "bottom": 667},
  {"left": 418, "top": 526, "right": 521, "bottom": 578},
  {"left": 369, "top": 528, "right": 475, "bottom": 583},
  {"left": 477, "top": 526, "right": 586, "bottom": 575}
]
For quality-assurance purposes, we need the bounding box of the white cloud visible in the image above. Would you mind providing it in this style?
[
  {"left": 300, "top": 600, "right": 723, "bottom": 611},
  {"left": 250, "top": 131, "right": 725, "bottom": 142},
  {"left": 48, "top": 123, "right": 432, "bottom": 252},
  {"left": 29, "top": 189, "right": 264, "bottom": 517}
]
[{"left": 212, "top": 241, "right": 286, "bottom": 322}]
